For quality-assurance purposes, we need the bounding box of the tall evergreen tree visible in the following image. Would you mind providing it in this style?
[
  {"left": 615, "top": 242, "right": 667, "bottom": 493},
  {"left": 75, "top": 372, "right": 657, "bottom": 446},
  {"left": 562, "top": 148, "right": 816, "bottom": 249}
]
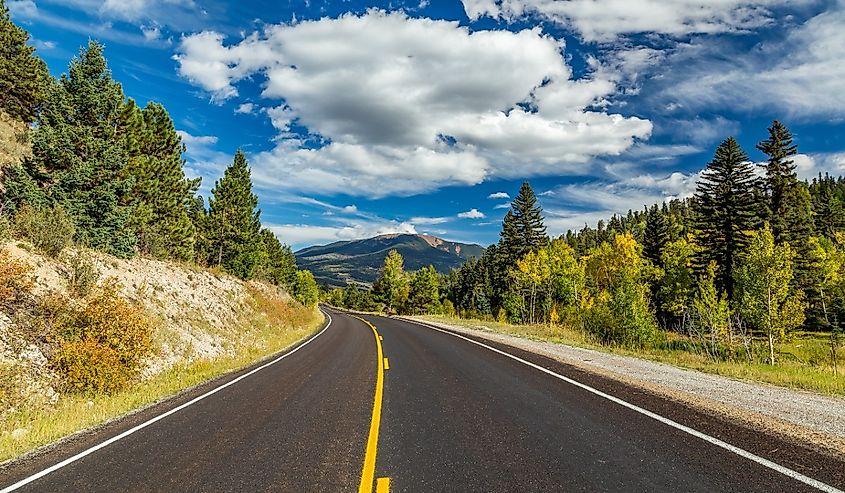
[
  {"left": 256, "top": 228, "right": 297, "bottom": 286},
  {"left": 498, "top": 181, "right": 548, "bottom": 269},
  {"left": 4, "top": 41, "right": 136, "bottom": 257},
  {"left": 810, "top": 173, "right": 845, "bottom": 238},
  {"left": 207, "top": 150, "right": 263, "bottom": 279},
  {"left": 643, "top": 204, "right": 670, "bottom": 267},
  {"left": 122, "top": 101, "right": 200, "bottom": 260},
  {"left": 693, "top": 137, "right": 759, "bottom": 298},
  {"left": 0, "top": 0, "right": 50, "bottom": 123},
  {"left": 756, "top": 121, "right": 814, "bottom": 247}
]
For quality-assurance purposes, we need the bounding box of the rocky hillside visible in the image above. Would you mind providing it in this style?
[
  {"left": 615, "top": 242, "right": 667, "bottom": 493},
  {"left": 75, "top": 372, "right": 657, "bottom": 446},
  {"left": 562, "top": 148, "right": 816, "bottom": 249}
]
[
  {"left": 0, "top": 241, "right": 319, "bottom": 457},
  {"left": 295, "top": 233, "right": 484, "bottom": 287}
]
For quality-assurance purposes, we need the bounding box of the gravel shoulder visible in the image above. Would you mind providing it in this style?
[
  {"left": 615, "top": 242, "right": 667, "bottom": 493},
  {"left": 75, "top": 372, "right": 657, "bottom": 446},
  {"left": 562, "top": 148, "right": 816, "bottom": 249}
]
[{"left": 404, "top": 316, "right": 845, "bottom": 455}]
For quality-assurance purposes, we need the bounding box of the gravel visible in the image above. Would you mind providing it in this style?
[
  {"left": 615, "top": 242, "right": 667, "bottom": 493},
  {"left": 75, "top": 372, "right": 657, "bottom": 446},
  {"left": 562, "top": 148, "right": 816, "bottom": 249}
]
[{"left": 407, "top": 317, "right": 845, "bottom": 442}]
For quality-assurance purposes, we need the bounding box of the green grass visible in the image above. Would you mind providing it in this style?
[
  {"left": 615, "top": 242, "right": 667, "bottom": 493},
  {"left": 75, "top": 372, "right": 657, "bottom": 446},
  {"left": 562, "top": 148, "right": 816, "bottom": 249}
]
[
  {"left": 418, "top": 315, "right": 845, "bottom": 397},
  {"left": 0, "top": 294, "right": 323, "bottom": 463}
]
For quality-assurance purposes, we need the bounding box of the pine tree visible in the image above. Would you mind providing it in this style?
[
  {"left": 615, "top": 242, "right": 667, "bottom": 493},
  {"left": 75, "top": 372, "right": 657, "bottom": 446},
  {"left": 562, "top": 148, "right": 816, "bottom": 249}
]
[
  {"left": 810, "top": 173, "right": 845, "bottom": 238},
  {"left": 123, "top": 101, "right": 200, "bottom": 260},
  {"left": 408, "top": 265, "right": 440, "bottom": 314},
  {"left": 0, "top": 0, "right": 51, "bottom": 123},
  {"left": 4, "top": 41, "right": 136, "bottom": 257},
  {"left": 693, "top": 137, "right": 759, "bottom": 298},
  {"left": 207, "top": 150, "right": 263, "bottom": 279},
  {"left": 756, "top": 121, "right": 811, "bottom": 245},
  {"left": 256, "top": 228, "right": 297, "bottom": 286},
  {"left": 643, "top": 204, "right": 670, "bottom": 267}
]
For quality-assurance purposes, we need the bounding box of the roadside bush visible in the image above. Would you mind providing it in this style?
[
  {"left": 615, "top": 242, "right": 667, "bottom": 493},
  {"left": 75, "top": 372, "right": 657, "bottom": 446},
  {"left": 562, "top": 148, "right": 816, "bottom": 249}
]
[
  {"left": 580, "top": 284, "right": 662, "bottom": 349},
  {"left": 13, "top": 205, "right": 75, "bottom": 257},
  {"left": 0, "top": 248, "right": 32, "bottom": 307},
  {"left": 50, "top": 280, "right": 153, "bottom": 394},
  {"left": 64, "top": 251, "right": 100, "bottom": 298}
]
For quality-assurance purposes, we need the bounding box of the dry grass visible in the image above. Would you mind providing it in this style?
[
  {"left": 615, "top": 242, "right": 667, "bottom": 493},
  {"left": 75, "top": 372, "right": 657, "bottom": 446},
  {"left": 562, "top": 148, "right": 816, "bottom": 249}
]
[{"left": 420, "top": 315, "right": 845, "bottom": 396}]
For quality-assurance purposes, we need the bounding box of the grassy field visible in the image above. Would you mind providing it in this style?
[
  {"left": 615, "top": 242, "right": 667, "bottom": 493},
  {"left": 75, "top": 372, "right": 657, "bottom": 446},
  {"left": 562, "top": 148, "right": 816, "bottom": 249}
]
[
  {"left": 0, "top": 292, "right": 323, "bottom": 464},
  {"left": 418, "top": 315, "right": 845, "bottom": 397}
]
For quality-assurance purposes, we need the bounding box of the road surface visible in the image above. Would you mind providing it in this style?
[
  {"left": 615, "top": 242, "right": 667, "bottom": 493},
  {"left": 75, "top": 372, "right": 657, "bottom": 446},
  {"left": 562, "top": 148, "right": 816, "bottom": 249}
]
[{"left": 1, "top": 308, "right": 843, "bottom": 492}]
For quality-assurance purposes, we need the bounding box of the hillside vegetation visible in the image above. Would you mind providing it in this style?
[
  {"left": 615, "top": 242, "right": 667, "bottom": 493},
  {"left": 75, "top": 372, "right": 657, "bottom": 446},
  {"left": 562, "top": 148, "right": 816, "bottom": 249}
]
[{"left": 0, "top": 1, "right": 323, "bottom": 461}]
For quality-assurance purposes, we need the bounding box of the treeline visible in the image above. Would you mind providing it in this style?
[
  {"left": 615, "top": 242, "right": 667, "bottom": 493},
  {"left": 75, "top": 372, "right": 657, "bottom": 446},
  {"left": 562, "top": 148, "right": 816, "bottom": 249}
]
[
  {"left": 447, "top": 124, "right": 845, "bottom": 365},
  {"left": 331, "top": 122, "right": 845, "bottom": 368},
  {"left": 0, "top": 4, "right": 318, "bottom": 304}
]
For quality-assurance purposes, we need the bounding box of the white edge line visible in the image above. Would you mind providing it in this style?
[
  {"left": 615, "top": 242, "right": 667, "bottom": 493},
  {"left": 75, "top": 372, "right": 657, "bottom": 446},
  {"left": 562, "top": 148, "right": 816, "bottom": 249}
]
[
  {"left": 1, "top": 310, "right": 333, "bottom": 493},
  {"left": 399, "top": 317, "right": 843, "bottom": 493}
]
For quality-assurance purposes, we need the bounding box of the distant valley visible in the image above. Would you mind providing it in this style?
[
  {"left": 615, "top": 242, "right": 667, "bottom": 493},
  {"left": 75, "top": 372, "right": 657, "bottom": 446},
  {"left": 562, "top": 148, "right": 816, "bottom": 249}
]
[{"left": 295, "top": 234, "right": 485, "bottom": 287}]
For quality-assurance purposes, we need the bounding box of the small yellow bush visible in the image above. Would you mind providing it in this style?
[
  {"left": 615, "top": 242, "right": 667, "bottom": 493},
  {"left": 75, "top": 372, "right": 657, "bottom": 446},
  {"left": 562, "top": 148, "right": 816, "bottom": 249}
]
[
  {"left": 0, "top": 248, "right": 32, "bottom": 307},
  {"left": 50, "top": 280, "right": 153, "bottom": 394}
]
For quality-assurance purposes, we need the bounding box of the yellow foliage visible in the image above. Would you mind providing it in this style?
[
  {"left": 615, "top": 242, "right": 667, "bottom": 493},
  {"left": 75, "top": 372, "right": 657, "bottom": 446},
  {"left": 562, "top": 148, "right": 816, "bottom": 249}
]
[
  {"left": 50, "top": 279, "right": 153, "bottom": 394},
  {"left": 0, "top": 248, "right": 32, "bottom": 307}
]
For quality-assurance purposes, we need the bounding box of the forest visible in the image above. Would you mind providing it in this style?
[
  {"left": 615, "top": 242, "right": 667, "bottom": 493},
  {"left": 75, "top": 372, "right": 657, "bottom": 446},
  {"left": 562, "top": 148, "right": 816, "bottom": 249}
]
[
  {"left": 0, "top": 2, "right": 319, "bottom": 306},
  {"left": 330, "top": 128, "right": 845, "bottom": 372}
]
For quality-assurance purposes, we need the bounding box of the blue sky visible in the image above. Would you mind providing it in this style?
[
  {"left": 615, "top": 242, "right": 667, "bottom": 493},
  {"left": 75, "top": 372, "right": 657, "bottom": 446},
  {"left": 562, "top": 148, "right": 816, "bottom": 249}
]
[{"left": 9, "top": 0, "right": 845, "bottom": 249}]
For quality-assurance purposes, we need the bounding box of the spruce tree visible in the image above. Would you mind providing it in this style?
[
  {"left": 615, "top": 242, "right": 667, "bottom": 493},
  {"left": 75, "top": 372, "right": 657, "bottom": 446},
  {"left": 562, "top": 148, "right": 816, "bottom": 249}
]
[
  {"left": 4, "top": 41, "right": 136, "bottom": 257},
  {"left": 501, "top": 181, "right": 548, "bottom": 262},
  {"left": 0, "top": 0, "right": 50, "bottom": 123},
  {"left": 756, "top": 121, "right": 814, "bottom": 246},
  {"left": 207, "top": 150, "right": 263, "bottom": 279},
  {"left": 693, "top": 137, "right": 758, "bottom": 298}
]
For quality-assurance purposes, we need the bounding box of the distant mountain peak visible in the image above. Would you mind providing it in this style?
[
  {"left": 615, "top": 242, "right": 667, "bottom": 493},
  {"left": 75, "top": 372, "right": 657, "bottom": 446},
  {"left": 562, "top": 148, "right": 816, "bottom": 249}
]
[{"left": 295, "top": 233, "right": 484, "bottom": 287}]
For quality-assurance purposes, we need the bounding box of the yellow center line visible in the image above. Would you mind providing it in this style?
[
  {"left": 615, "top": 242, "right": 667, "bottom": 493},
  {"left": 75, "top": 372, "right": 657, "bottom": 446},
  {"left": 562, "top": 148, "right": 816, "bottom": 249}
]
[
  {"left": 355, "top": 316, "right": 388, "bottom": 493},
  {"left": 376, "top": 477, "right": 391, "bottom": 493}
]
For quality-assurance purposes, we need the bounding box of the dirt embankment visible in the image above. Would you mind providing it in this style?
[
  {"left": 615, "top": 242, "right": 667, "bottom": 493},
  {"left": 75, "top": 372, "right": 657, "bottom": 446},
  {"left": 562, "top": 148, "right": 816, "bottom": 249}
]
[{"left": 0, "top": 242, "right": 306, "bottom": 419}]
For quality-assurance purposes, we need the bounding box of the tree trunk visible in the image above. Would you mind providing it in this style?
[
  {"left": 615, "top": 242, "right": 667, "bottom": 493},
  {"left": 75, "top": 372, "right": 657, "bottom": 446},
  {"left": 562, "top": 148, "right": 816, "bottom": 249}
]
[{"left": 768, "top": 331, "right": 776, "bottom": 365}]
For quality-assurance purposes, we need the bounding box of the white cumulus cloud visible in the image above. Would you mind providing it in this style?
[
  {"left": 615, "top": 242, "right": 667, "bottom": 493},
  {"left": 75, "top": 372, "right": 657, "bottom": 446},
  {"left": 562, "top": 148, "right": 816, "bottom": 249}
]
[{"left": 174, "top": 10, "right": 652, "bottom": 197}]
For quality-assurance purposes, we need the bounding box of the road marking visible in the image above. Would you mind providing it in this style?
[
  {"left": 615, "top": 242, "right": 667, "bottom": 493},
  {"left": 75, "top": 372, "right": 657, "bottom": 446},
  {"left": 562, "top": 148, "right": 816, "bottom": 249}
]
[
  {"left": 383, "top": 358, "right": 390, "bottom": 370},
  {"left": 401, "top": 318, "right": 844, "bottom": 493},
  {"left": 355, "top": 316, "right": 386, "bottom": 493},
  {"left": 376, "top": 477, "right": 390, "bottom": 493},
  {"left": 0, "top": 311, "right": 335, "bottom": 493}
]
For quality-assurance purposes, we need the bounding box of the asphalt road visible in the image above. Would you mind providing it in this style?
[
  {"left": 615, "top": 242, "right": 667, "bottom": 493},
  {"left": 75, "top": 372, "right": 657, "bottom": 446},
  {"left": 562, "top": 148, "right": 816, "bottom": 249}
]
[{"left": 2, "top": 308, "right": 844, "bottom": 492}]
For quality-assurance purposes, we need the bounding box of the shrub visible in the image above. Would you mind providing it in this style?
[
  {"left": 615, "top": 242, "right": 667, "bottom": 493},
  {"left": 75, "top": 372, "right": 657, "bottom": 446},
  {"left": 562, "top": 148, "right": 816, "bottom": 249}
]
[
  {"left": 13, "top": 205, "right": 75, "bottom": 257},
  {"left": 0, "top": 248, "right": 32, "bottom": 307},
  {"left": 64, "top": 251, "right": 100, "bottom": 298},
  {"left": 50, "top": 280, "right": 153, "bottom": 394}
]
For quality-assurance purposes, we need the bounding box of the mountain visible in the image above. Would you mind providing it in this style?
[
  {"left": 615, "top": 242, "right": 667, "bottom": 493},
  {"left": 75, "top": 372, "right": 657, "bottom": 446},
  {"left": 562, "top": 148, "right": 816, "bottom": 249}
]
[{"left": 295, "top": 234, "right": 485, "bottom": 287}]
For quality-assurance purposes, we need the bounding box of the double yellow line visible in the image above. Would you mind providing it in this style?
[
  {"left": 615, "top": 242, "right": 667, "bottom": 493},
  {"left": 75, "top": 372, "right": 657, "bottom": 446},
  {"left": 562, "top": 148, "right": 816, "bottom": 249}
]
[{"left": 355, "top": 316, "right": 390, "bottom": 493}]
